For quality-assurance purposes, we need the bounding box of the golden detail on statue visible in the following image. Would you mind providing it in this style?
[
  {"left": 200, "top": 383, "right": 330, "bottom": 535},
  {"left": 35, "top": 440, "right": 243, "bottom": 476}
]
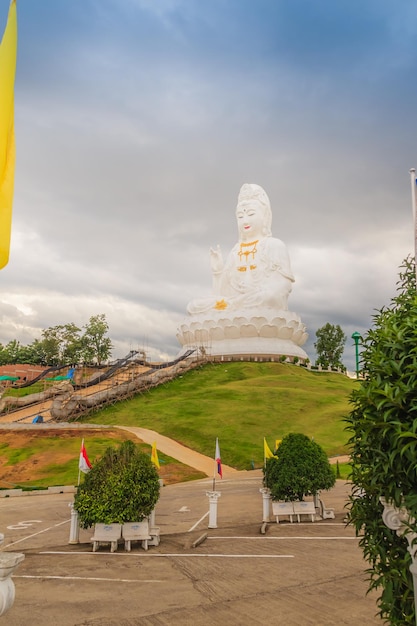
[{"left": 214, "top": 299, "right": 228, "bottom": 310}]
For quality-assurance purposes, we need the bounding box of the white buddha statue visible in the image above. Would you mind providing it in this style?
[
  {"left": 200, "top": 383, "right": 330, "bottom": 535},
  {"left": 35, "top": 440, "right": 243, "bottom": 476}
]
[
  {"left": 187, "top": 183, "right": 294, "bottom": 314},
  {"left": 177, "top": 183, "right": 308, "bottom": 360}
]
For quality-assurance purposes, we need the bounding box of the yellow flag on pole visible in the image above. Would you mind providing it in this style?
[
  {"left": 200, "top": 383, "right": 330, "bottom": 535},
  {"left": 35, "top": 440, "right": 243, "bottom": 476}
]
[
  {"left": 264, "top": 437, "right": 275, "bottom": 461},
  {"left": 151, "top": 441, "right": 160, "bottom": 469},
  {"left": 0, "top": 1, "right": 17, "bottom": 270}
]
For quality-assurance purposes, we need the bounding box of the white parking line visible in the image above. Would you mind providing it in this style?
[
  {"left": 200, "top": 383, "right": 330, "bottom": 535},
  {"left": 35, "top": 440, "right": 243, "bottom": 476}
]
[
  {"left": 209, "top": 536, "right": 359, "bottom": 540},
  {"left": 40, "top": 551, "right": 294, "bottom": 558},
  {"left": 188, "top": 511, "right": 209, "bottom": 532},
  {"left": 4, "top": 519, "right": 70, "bottom": 548},
  {"left": 14, "top": 575, "right": 163, "bottom": 583}
]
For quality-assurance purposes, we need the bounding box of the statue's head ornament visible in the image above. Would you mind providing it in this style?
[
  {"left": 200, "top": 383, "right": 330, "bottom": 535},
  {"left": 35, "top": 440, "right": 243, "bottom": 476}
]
[{"left": 237, "top": 183, "right": 272, "bottom": 237}]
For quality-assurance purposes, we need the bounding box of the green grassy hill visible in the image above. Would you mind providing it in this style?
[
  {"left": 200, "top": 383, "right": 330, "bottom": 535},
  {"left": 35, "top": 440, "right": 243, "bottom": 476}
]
[{"left": 82, "top": 361, "right": 357, "bottom": 470}]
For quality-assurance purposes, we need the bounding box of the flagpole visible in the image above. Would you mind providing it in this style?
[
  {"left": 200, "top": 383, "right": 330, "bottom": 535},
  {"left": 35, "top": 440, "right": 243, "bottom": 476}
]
[
  {"left": 410, "top": 168, "right": 417, "bottom": 285},
  {"left": 77, "top": 438, "right": 83, "bottom": 486},
  {"left": 212, "top": 446, "right": 216, "bottom": 491}
]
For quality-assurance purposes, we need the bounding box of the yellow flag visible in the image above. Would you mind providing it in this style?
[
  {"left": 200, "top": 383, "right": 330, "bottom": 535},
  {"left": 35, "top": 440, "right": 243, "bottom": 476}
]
[
  {"left": 151, "top": 441, "right": 160, "bottom": 469},
  {"left": 264, "top": 437, "right": 275, "bottom": 460},
  {"left": 0, "top": 1, "right": 17, "bottom": 270},
  {"left": 275, "top": 439, "right": 282, "bottom": 452}
]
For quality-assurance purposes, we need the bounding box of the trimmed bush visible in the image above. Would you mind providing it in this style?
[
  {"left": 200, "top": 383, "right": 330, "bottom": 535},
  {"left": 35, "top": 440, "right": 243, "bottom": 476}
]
[
  {"left": 263, "top": 432, "right": 335, "bottom": 501},
  {"left": 74, "top": 440, "right": 160, "bottom": 529}
]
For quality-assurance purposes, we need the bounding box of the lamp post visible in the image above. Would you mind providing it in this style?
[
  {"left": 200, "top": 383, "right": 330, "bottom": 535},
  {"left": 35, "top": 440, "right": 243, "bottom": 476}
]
[
  {"left": 351, "top": 332, "right": 361, "bottom": 379},
  {"left": 409, "top": 168, "right": 417, "bottom": 285}
]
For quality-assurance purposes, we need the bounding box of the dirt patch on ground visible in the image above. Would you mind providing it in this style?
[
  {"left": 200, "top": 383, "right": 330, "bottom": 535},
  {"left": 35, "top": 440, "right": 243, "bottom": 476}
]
[
  {"left": 0, "top": 428, "right": 127, "bottom": 448},
  {"left": 0, "top": 428, "right": 132, "bottom": 485},
  {"left": 0, "top": 428, "right": 205, "bottom": 487}
]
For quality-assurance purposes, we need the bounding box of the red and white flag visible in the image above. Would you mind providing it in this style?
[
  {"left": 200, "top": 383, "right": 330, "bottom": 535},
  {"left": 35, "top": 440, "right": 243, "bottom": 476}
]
[
  {"left": 79, "top": 439, "right": 92, "bottom": 473},
  {"left": 215, "top": 437, "right": 222, "bottom": 478}
]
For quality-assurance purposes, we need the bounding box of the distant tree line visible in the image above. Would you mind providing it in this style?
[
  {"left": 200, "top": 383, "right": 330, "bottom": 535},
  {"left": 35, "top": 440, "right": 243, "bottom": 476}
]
[
  {"left": 1, "top": 314, "right": 347, "bottom": 371},
  {"left": 0, "top": 314, "right": 113, "bottom": 367}
]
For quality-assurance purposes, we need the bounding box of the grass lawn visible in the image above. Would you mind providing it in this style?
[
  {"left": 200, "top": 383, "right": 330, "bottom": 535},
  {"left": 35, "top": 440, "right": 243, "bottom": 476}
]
[
  {"left": 0, "top": 362, "right": 356, "bottom": 487},
  {"left": 81, "top": 361, "right": 357, "bottom": 470}
]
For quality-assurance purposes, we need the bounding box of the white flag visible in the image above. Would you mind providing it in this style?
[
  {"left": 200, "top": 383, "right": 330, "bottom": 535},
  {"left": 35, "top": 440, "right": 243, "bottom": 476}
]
[{"left": 79, "top": 439, "right": 92, "bottom": 473}]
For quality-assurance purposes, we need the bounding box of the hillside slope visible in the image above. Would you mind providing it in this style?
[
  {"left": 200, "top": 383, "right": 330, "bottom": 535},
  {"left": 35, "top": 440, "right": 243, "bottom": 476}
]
[{"left": 82, "top": 361, "right": 357, "bottom": 470}]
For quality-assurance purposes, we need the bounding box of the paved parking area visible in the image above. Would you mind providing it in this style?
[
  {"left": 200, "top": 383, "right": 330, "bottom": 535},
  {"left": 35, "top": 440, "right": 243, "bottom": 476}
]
[{"left": 1, "top": 473, "right": 380, "bottom": 625}]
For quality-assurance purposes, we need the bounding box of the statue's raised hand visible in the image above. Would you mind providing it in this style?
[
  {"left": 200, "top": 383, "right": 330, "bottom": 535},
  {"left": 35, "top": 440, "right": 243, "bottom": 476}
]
[{"left": 210, "top": 245, "right": 224, "bottom": 274}]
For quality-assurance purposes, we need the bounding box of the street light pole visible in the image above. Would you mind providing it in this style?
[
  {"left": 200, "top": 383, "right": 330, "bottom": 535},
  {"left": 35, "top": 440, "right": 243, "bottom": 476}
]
[
  {"left": 410, "top": 169, "right": 417, "bottom": 285},
  {"left": 351, "top": 332, "right": 361, "bottom": 379}
]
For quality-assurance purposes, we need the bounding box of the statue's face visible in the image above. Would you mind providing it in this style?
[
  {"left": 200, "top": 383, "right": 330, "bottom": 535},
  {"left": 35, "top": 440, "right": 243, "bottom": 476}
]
[{"left": 236, "top": 201, "right": 265, "bottom": 241}]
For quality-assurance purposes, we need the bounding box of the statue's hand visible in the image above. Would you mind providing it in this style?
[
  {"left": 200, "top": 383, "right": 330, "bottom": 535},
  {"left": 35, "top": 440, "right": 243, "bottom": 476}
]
[{"left": 210, "top": 245, "right": 223, "bottom": 274}]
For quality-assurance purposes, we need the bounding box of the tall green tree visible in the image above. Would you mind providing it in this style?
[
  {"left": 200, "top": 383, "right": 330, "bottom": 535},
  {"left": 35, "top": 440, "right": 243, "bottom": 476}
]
[
  {"left": 40, "top": 323, "right": 82, "bottom": 365},
  {"left": 314, "top": 322, "right": 346, "bottom": 369},
  {"left": 346, "top": 256, "right": 417, "bottom": 625},
  {"left": 81, "top": 314, "right": 113, "bottom": 365},
  {"left": 16, "top": 343, "right": 37, "bottom": 365},
  {"left": 2, "top": 340, "right": 25, "bottom": 364},
  {"left": 26, "top": 338, "right": 50, "bottom": 365},
  {"left": 0, "top": 343, "right": 6, "bottom": 365}
]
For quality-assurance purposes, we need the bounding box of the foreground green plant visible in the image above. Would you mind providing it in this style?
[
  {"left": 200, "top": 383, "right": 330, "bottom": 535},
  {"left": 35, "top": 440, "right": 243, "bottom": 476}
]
[
  {"left": 74, "top": 440, "right": 160, "bottom": 529},
  {"left": 346, "top": 257, "right": 417, "bottom": 625},
  {"left": 263, "top": 432, "right": 335, "bottom": 501}
]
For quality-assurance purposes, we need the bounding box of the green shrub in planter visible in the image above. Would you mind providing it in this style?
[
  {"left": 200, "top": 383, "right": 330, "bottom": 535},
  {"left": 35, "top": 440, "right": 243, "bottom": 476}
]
[
  {"left": 74, "top": 440, "right": 160, "bottom": 529},
  {"left": 263, "top": 432, "right": 335, "bottom": 501},
  {"left": 345, "top": 256, "right": 417, "bottom": 625}
]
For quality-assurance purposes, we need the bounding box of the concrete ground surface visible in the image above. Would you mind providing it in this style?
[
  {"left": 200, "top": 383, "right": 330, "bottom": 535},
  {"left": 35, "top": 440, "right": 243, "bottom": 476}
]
[{"left": 0, "top": 472, "right": 380, "bottom": 626}]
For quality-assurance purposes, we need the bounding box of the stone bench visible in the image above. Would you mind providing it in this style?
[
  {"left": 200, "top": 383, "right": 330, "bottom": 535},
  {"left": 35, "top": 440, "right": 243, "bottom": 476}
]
[
  {"left": 293, "top": 501, "right": 316, "bottom": 522},
  {"left": 319, "top": 497, "right": 335, "bottom": 519},
  {"left": 122, "top": 521, "right": 152, "bottom": 551},
  {"left": 272, "top": 501, "right": 295, "bottom": 523},
  {"left": 272, "top": 500, "right": 317, "bottom": 523},
  {"left": 91, "top": 523, "right": 122, "bottom": 552}
]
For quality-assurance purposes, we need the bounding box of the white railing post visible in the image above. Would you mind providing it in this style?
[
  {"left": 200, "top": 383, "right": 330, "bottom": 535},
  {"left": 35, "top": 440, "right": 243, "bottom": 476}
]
[
  {"left": 259, "top": 487, "right": 271, "bottom": 522},
  {"left": 68, "top": 502, "right": 80, "bottom": 544},
  {"left": 206, "top": 490, "right": 221, "bottom": 528}
]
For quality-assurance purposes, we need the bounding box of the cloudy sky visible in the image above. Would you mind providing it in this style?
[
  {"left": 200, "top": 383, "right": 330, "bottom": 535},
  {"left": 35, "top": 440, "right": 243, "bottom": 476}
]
[{"left": 0, "top": 0, "right": 416, "bottom": 371}]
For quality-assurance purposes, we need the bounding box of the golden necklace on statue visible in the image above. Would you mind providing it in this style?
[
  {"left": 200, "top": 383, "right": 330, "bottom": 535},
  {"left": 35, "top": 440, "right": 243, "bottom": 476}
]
[{"left": 237, "top": 240, "right": 258, "bottom": 272}]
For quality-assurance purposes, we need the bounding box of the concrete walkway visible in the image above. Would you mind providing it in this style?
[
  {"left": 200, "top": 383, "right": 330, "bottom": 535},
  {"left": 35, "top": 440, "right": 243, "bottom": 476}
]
[{"left": 116, "top": 425, "right": 240, "bottom": 477}]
